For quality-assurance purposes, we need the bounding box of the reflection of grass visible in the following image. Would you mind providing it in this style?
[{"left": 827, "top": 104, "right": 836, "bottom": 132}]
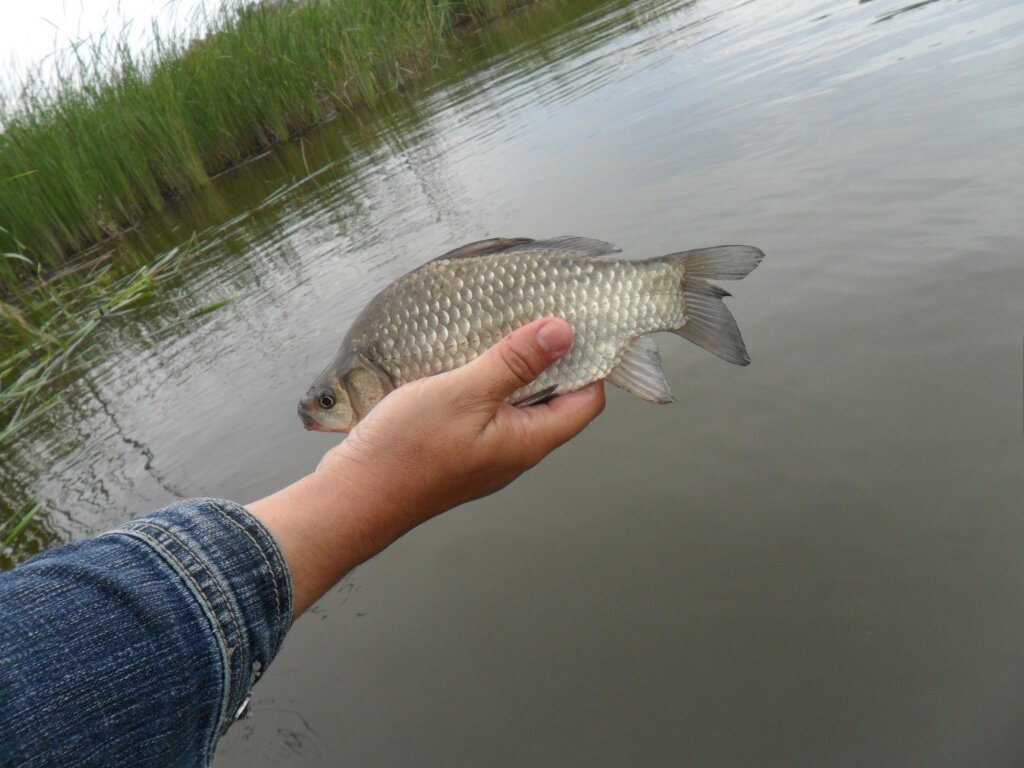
[
  {"left": 0, "top": 0, "right": 527, "bottom": 280},
  {"left": 0, "top": 242, "right": 194, "bottom": 448},
  {"left": 0, "top": 231, "right": 224, "bottom": 563}
]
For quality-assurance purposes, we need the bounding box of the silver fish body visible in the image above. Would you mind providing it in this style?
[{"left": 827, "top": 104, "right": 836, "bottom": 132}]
[{"left": 300, "top": 236, "right": 762, "bottom": 432}]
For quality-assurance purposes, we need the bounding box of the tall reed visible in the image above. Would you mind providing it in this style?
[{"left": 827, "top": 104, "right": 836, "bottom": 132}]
[{"left": 0, "top": 0, "right": 522, "bottom": 283}]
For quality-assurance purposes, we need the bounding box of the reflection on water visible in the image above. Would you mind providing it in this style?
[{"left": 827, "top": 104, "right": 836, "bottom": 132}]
[{"left": 3, "top": 0, "right": 1024, "bottom": 764}]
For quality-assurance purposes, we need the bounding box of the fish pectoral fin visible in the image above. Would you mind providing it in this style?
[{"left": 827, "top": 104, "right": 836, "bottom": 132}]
[
  {"left": 606, "top": 335, "right": 676, "bottom": 404},
  {"left": 511, "top": 384, "right": 559, "bottom": 407}
]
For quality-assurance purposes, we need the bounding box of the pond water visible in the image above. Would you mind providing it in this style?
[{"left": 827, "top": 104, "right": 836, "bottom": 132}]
[{"left": 3, "top": 0, "right": 1023, "bottom": 764}]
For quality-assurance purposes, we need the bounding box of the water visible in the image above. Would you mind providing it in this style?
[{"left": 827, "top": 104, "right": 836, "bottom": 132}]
[{"left": 3, "top": 0, "right": 1023, "bottom": 764}]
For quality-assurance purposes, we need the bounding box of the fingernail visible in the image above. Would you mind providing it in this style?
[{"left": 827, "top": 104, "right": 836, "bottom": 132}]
[{"left": 537, "top": 319, "right": 572, "bottom": 355}]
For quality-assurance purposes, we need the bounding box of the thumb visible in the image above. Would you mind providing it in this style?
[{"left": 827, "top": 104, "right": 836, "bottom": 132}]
[{"left": 453, "top": 317, "right": 574, "bottom": 406}]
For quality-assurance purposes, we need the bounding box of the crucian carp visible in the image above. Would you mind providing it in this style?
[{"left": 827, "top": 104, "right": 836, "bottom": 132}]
[{"left": 300, "top": 236, "right": 763, "bottom": 432}]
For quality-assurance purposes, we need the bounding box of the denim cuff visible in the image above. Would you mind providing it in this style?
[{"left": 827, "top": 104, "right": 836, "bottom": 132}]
[{"left": 103, "top": 499, "right": 294, "bottom": 742}]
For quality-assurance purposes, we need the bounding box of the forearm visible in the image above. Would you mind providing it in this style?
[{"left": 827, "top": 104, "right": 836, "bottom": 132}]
[{"left": 245, "top": 461, "right": 416, "bottom": 616}]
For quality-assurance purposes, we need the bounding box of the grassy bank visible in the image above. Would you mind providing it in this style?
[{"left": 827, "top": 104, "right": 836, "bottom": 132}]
[{"left": 0, "top": 0, "right": 523, "bottom": 283}]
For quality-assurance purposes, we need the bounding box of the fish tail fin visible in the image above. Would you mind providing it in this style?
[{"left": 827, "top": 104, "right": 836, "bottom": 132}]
[{"left": 664, "top": 245, "right": 764, "bottom": 366}]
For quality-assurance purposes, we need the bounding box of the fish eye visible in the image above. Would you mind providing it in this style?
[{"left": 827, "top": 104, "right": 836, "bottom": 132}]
[{"left": 318, "top": 390, "right": 336, "bottom": 409}]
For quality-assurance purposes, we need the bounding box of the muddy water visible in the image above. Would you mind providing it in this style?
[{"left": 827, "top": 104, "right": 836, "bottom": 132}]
[{"left": 3, "top": 0, "right": 1023, "bottom": 764}]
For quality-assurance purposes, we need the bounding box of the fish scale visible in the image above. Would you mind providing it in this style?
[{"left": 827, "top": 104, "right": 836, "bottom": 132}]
[
  {"left": 299, "top": 236, "right": 763, "bottom": 433},
  {"left": 361, "top": 251, "right": 678, "bottom": 401}
]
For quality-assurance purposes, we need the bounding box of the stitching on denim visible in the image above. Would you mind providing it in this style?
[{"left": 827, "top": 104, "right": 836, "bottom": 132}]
[
  {"left": 132, "top": 520, "right": 247, "bottom": 661},
  {"left": 102, "top": 528, "right": 231, "bottom": 763},
  {"left": 212, "top": 504, "right": 287, "bottom": 652},
  {"left": 194, "top": 498, "right": 294, "bottom": 614},
  {"left": 102, "top": 527, "right": 232, "bottom": 655},
  {"left": 130, "top": 519, "right": 249, "bottom": 726},
  {"left": 137, "top": 534, "right": 229, "bottom": 760}
]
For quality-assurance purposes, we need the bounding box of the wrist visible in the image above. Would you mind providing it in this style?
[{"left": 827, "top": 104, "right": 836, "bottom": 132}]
[
  {"left": 310, "top": 449, "right": 425, "bottom": 560},
  {"left": 247, "top": 459, "right": 401, "bottom": 615}
]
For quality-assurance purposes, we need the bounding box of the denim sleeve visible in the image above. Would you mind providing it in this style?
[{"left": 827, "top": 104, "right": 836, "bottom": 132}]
[{"left": 0, "top": 498, "right": 294, "bottom": 768}]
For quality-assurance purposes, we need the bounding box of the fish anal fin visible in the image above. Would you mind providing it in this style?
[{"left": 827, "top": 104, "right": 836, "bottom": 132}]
[{"left": 606, "top": 335, "right": 675, "bottom": 404}]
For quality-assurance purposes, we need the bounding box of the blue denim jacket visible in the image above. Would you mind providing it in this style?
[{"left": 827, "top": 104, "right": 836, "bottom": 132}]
[{"left": 0, "top": 499, "right": 294, "bottom": 767}]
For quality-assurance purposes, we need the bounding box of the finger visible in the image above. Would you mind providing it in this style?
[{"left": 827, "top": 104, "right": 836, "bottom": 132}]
[
  {"left": 504, "top": 381, "right": 606, "bottom": 458},
  {"left": 450, "top": 317, "right": 575, "bottom": 407}
]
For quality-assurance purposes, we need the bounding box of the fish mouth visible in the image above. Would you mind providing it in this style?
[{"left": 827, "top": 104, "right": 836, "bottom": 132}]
[{"left": 298, "top": 406, "right": 318, "bottom": 431}]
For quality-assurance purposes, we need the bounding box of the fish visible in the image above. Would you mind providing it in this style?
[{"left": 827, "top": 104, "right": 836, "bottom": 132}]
[{"left": 299, "top": 236, "right": 763, "bottom": 432}]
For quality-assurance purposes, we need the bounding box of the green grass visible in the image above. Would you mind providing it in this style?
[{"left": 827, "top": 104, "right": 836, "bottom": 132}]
[
  {"left": 1, "top": 503, "right": 41, "bottom": 550},
  {"left": 0, "top": 0, "right": 525, "bottom": 283},
  {"left": 0, "top": 500, "right": 44, "bottom": 570},
  {"left": 0, "top": 240, "right": 198, "bottom": 448}
]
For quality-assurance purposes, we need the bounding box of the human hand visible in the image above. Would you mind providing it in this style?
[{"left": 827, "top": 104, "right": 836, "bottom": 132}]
[
  {"left": 249, "top": 317, "right": 604, "bottom": 615},
  {"left": 315, "top": 317, "right": 605, "bottom": 538}
]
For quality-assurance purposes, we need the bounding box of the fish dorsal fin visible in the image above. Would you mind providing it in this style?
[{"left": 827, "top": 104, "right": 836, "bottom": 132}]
[
  {"left": 501, "top": 236, "right": 622, "bottom": 258},
  {"left": 435, "top": 238, "right": 534, "bottom": 261},
  {"left": 434, "top": 236, "right": 622, "bottom": 262},
  {"left": 606, "top": 335, "right": 675, "bottom": 404}
]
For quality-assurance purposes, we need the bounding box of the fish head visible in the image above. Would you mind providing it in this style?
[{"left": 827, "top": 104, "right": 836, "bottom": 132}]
[
  {"left": 299, "top": 373, "right": 354, "bottom": 432},
  {"left": 299, "top": 354, "right": 393, "bottom": 433}
]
